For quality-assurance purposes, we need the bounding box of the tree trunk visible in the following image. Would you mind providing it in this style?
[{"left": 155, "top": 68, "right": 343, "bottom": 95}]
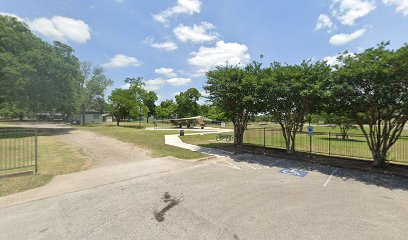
[
  {"left": 372, "top": 150, "right": 386, "bottom": 167},
  {"left": 234, "top": 124, "right": 245, "bottom": 145},
  {"left": 116, "top": 119, "right": 120, "bottom": 126},
  {"left": 81, "top": 112, "right": 86, "bottom": 126}
]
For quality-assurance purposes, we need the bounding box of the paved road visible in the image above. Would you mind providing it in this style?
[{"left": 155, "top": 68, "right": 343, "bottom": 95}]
[{"left": 1, "top": 153, "right": 407, "bottom": 240}]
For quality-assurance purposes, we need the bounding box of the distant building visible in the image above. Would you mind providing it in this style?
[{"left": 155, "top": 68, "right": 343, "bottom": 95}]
[
  {"left": 73, "top": 111, "right": 103, "bottom": 124},
  {"left": 102, "top": 114, "right": 112, "bottom": 122}
]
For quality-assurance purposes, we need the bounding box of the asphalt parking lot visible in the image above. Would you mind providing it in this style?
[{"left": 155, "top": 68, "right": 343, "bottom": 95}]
[{"left": 1, "top": 154, "right": 408, "bottom": 240}]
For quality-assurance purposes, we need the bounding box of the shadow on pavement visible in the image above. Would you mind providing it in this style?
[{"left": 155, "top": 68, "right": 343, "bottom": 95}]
[{"left": 195, "top": 143, "right": 408, "bottom": 191}]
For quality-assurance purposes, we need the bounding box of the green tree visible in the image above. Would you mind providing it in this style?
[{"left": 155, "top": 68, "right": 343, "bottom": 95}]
[
  {"left": 108, "top": 89, "right": 133, "bottom": 126},
  {"left": 79, "top": 62, "right": 113, "bottom": 125},
  {"left": 206, "top": 105, "right": 227, "bottom": 121},
  {"left": 141, "top": 91, "right": 158, "bottom": 123},
  {"left": 175, "top": 88, "right": 201, "bottom": 118},
  {"left": 0, "top": 15, "right": 84, "bottom": 120},
  {"left": 324, "top": 113, "right": 356, "bottom": 139},
  {"left": 108, "top": 87, "right": 148, "bottom": 126},
  {"left": 156, "top": 100, "right": 177, "bottom": 119},
  {"left": 332, "top": 42, "right": 408, "bottom": 166},
  {"left": 199, "top": 104, "right": 210, "bottom": 116},
  {"left": 205, "top": 62, "right": 263, "bottom": 145},
  {"left": 260, "top": 61, "right": 331, "bottom": 153},
  {"left": 125, "top": 77, "right": 149, "bottom": 122},
  {"left": 0, "top": 15, "right": 41, "bottom": 119}
]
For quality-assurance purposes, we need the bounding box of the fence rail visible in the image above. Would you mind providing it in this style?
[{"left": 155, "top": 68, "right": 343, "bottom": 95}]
[
  {"left": 0, "top": 129, "right": 38, "bottom": 172},
  {"left": 243, "top": 128, "right": 408, "bottom": 165}
]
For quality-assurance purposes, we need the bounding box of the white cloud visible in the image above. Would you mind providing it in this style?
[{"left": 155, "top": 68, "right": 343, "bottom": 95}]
[
  {"left": 200, "top": 90, "right": 210, "bottom": 98},
  {"left": 153, "top": 0, "right": 202, "bottom": 25},
  {"left": 145, "top": 37, "right": 178, "bottom": 51},
  {"left": 151, "top": 41, "right": 178, "bottom": 51},
  {"left": 323, "top": 52, "right": 355, "bottom": 66},
  {"left": 329, "top": 28, "right": 367, "bottom": 45},
  {"left": 143, "top": 77, "right": 191, "bottom": 91},
  {"left": 188, "top": 41, "right": 251, "bottom": 75},
  {"left": 315, "top": 14, "right": 334, "bottom": 31},
  {"left": 121, "top": 83, "right": 130, "bottom": 89},
  {"left": 383, "top": 0, "right": 408, "bottom": 15},
  {"left": 144, "top": 78, "right": 167, "bottom": 91},
  {"left": 155, "top": 67, "right": 177, "bottom": 77},
  {"left": 174, "top": 22, "right": 219, "bottom": 43},
  {"left": 331, "top": 0, "right": 376, "bottom": 25},
  {"left": 167, "top": 77, "right": 192, "bottom": 86},
  {"left": 28, "top": 16, "right": 91, "bottom": 43},
  {"left": 102, "top": 54, "right": 141, "bottom": 68}
]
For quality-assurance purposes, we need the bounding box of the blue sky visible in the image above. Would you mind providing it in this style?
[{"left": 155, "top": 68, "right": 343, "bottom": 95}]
[{"left": 1, "top": 0, "right": 408, "bottom": 103}]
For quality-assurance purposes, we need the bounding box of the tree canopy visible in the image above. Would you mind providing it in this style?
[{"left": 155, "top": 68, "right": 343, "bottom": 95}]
[
  {"left": 175, "top": 88, "right": 201, "bottom": 118},
  {"left": 260, "top": 60, "right": 332, "bottom": 153},
  {"left": 331, "top": 42, "right": 408, "bottom": 166},
  {"left": 205, "top": 62, "right": 263, "bottom": 145},
  {"left": 0, "top": 15, "right": 102, "bottom": 120}
]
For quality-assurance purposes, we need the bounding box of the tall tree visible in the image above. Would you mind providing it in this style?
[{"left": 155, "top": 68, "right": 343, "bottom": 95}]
[
  {"left": 126, "top": 77, "right": 149, "bottom": 121},
  {"left": 260, "top": 61, "right": 331, "bottom": 153},
  {"left": 79, "top": 62, "right": 113, "bottom": 125},
  {"left": 175, "top": 88, "right": 201, "bottom": 118},
  {"left": 141, "top": 91, "right": 158, "bottom": 123},
  {"left": 0, "top": 15, "right": 83, "bottom": 120},
  {"left": 0, "top": 15, "right": 41, "bottom": 119},
  {"left": 108, "top": 89, "right": 133, "bottom": 126},
  {"left": 156, "top": 99, "right": 176, "bottom": 119},
  {"left": 205, "top": 62, "right": 263, "bottom": 145},
  {"left": 332, "top": 42, "right": 408, "bottom": 166}
]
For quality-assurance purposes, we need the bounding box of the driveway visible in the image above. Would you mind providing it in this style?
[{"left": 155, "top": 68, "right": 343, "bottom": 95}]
[{"left": 56, "top": 130, "right": 150, "bottom": 167}]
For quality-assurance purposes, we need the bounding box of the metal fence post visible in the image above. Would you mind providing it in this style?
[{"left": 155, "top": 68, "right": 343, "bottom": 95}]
[
  {"left": 34, "top": 129, "right": 38, "bottom": 173},
  {"left": 328, "top": 132, "right": 331, "bottom": 156},
  {"left": 264, "top": 128, "right": 266, "bottom": 148},
  {"left": 309, "top": 133, "right": 312, "bottom": 154}
]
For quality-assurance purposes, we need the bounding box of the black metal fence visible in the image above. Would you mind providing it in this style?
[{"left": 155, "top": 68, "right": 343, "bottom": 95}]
[
  {"left": 243, "top": 128, "right": 408, "bottom": 165},
  {"left": 0, "top": 129, "right": 38, "bottom": 173}
]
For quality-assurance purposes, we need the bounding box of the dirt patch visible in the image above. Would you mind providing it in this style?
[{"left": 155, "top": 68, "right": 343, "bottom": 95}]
[
  {"left": 154, "top": 192, "right": 182, "bottom": 222},
  {"left": 56, "top": 130, "right": 151, "bottom": 167}
]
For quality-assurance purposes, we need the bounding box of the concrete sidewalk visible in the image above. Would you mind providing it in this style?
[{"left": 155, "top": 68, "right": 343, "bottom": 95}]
[
  {"left": 164, "top": 133, "right": 233, "bottom": 157},
  {"left": 0, "top": 157, "right": 200, "bottom": 208}
]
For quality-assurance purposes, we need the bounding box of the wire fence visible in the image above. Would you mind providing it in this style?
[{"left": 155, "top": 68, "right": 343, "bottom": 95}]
[
  {"left": 243, "top": 128, "right": 408, "bottom": 165},
  {"left": 0, "top": 129, "right": 38, "bottom": 173}
]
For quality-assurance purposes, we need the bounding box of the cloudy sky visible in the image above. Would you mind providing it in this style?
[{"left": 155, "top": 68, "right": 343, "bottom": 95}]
[{"left": 2, "top": 0, "right": 408, "bottom": 102}]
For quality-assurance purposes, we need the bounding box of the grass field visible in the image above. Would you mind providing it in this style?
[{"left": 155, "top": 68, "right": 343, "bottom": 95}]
[
  {"left": 0, "top": 136, "right": 93, "bottom": 197},
  {"left": 78, "top": 123, "right": 206, "bottom": 160}
]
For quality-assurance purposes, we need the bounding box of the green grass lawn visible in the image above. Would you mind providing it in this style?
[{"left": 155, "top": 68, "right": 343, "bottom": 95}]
[
  {"left": 78, "top": 123, "right": 206, "bottom": 160},
  {"left": 0, "top": 135, "right": 93, "bottom": 197}
]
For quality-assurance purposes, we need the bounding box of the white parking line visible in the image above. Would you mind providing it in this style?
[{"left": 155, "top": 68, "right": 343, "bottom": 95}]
[
  {"left": 323, "top": 169, "right": 338, "bottom": 187},
  {"left": 213, "top": 159, "right": 242, "bottom": 170},
  {"left": 242, "top": 162, "right": 257, "bottom": 169}
]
